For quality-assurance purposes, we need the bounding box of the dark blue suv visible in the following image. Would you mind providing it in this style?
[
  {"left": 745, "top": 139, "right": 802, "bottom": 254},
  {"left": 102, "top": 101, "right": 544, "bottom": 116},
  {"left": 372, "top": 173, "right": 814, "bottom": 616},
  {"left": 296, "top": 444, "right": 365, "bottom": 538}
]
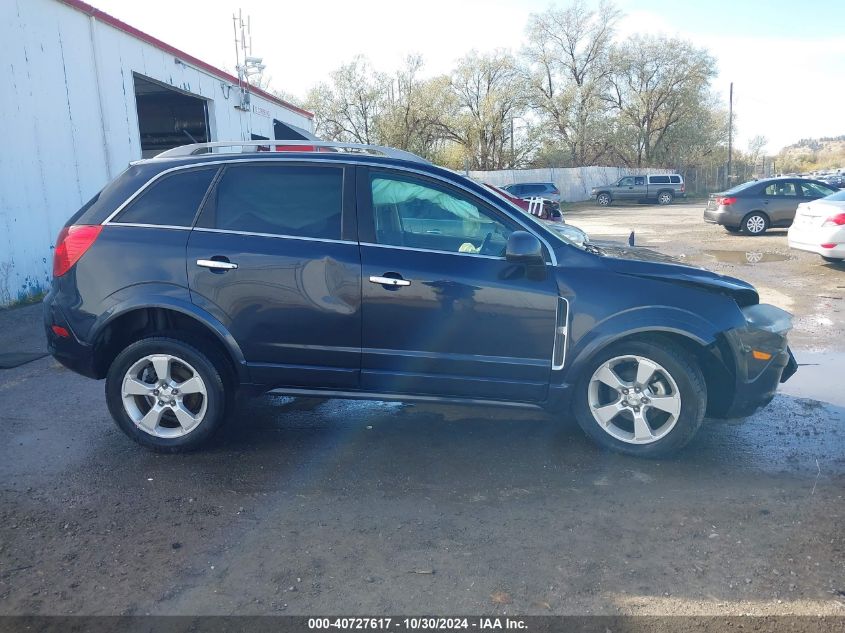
[{"left": 44, "top": 141, "right": 797, "bottom": 457}]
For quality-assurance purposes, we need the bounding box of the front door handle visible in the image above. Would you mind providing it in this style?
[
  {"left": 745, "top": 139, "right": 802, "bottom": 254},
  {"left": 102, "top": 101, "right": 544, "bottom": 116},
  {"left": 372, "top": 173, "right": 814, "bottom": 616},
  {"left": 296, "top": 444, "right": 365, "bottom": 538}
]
[
  {"left": 369, "top": 275, "right": 411, "bottom": 287},
  {"left": 197, "top": 258, "right": 238, "bottom": 270}
]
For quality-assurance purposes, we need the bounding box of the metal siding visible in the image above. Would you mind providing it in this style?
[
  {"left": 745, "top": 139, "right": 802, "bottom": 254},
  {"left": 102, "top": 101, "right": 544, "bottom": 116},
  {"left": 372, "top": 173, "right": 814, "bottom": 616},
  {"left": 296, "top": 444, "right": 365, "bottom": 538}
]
[{"left": 0, "top": 0, "right": 313, "bottom": 305}]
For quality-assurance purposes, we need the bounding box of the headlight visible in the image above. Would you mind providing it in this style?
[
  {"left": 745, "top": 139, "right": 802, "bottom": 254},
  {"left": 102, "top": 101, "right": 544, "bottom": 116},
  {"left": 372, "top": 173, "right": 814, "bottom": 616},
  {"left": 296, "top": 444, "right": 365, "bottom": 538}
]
[{"left": 742, "top": 304, "right": 793, "bottom": 335}]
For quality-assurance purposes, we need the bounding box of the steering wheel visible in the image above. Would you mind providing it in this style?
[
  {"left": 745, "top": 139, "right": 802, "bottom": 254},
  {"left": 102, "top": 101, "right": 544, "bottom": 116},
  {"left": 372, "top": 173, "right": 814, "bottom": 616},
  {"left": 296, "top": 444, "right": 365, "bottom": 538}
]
[{"left": 479, "top": 232, "right": 493, "bottom": 255}]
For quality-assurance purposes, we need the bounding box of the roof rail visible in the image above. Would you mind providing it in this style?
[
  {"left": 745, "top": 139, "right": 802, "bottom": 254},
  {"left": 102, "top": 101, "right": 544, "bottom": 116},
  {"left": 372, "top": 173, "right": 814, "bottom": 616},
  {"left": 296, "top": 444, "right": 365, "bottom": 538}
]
[{"left": 154, "top": 140, "right": 431, "bottom": 164}]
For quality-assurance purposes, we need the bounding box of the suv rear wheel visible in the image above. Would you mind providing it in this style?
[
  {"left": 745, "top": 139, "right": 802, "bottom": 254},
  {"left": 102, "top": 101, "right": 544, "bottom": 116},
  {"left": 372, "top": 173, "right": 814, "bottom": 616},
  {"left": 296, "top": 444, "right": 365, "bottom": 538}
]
[
  {"left": 105, "top": 337, "right": 229, "bottom": 452},
  {"left": 657, "top": 191, "right": 674, "bottom": 205},
  {"left": 572, "top": 338, "right": 706, "bottom": 457}
]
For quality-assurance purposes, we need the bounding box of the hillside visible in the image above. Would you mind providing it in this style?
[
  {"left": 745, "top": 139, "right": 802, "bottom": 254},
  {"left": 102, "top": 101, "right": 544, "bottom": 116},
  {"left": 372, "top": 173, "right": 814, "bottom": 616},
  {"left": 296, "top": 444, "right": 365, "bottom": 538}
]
[{"left": 777, "top": 135, "right": 845, "bottom": 172}]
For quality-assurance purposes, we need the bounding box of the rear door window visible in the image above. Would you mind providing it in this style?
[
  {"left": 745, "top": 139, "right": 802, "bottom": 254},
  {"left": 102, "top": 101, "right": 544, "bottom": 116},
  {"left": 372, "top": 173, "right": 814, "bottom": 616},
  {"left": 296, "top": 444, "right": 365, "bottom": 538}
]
[
  {"left": 763, "top": 182, "right": 798, "bottom": 197},
  {"left": 114, "top": 168, "right": 217, "bottom": 226},
  {"left": 199, "top": 164, "right": 343, "bottom": 239},
  {"left": 369, "top": 172, "right": 517, "bottom": 257}
]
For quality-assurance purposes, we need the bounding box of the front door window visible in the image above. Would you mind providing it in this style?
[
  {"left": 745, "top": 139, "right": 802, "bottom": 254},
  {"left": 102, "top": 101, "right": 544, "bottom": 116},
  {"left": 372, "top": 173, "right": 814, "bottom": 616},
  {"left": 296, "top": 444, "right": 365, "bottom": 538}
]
[{"left": 369, "top": 174, "right": 516, "bottom": 257}]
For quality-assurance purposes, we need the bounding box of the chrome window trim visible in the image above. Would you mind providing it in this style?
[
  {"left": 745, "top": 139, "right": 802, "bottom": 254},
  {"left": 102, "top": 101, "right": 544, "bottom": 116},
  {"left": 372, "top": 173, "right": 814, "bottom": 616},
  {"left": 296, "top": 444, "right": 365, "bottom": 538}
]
[
  {"left": 359, "top": 242, "right": 507, "bottom": 261},
  {"left": 99, "top": 157, "right": 559, "bottom": 265},
  {"left": 192, "top": 227, "right": 355, "bottom": 245},
  {"left": 104, "top": 222, "right": 192, "bottom": 231}
]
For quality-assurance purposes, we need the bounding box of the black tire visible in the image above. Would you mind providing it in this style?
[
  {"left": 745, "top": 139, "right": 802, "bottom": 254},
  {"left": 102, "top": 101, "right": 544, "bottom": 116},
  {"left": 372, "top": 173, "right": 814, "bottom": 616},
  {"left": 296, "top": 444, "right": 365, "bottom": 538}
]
[
  {"left": 596, "top": 193, "right": 612, "bottom": 207},
  {"left": 657, "top": 191, "right": 674, "bottom": 205},
  {"left": 572, "top": 337, "right": 706, "bottom": 458},
  {"left": 741, "top": 212, "right": 769, "bottom": 235},
  {"left": 105, "top": 336, "right": 230, "bottom": 452}
]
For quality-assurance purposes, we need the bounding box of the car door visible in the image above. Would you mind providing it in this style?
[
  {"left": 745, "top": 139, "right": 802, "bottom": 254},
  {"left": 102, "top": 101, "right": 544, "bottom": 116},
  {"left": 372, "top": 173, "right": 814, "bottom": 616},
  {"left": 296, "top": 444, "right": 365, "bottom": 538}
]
[
  {"left": 630, "top": 176, "right": 647, "bottom": 200},
  {"left": 615, "top": 176, "right": 636, "bottom": 200},
  {"left": 357, "top": 167, "right": 560, "bottom": 403},
  {"left": 186, "top": 161, "right": 362, "bottom": 389},
  {"left": 760, "top": 181, "right": 800, "bottom": 225}
]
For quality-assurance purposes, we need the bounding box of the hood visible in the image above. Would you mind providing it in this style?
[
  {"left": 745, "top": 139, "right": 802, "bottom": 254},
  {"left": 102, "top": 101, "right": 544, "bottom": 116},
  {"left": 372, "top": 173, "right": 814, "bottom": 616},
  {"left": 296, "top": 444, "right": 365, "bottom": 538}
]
[{"left": 600, "top": 245, "right": 760, "bottom": 307}]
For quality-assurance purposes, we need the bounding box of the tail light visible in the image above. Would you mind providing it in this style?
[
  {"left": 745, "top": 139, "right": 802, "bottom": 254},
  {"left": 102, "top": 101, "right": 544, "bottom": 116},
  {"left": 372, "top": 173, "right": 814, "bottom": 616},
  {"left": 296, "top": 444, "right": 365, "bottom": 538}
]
[
  {"left": 823, "top": 213, "right": 845, "bottom": 226},
  {"left": 53, "top": 225, "right": 103, "bottom": 277},
  {"left": 680, "top": 183, "right": 685, "bottom": 193},
  {"left": 718, "top": 196, "right": 737, "bottom": 206}
]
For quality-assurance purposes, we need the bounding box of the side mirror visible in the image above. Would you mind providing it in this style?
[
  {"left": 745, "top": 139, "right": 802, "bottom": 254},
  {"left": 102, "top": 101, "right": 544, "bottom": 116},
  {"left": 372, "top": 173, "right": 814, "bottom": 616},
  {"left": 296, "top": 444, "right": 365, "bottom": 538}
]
[{"left": 506, "top": 231, "right": 544, "bottom": 266}]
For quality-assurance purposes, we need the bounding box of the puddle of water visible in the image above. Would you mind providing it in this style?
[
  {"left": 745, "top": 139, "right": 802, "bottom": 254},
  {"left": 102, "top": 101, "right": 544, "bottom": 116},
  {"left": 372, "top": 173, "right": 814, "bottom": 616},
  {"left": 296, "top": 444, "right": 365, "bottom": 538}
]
[
  {"left": 780, "top": 350, "right": 845, "bottom": 407},
  {"left": 702, "top": 250, "right": 791, "bottom": 265}
]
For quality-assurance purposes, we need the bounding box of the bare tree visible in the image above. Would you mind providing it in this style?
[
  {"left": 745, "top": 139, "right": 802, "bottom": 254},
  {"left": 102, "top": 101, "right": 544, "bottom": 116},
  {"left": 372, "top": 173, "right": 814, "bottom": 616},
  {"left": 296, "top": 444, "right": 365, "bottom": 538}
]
[
  {"left": 747, "top": 135, "right": 768, "bottom": 176},
  {"left": 523, "top": 0, "right": 621, "bottom": 166},
  {"left": 446, "top": 50, "right": 529, "bottom": 170},
  {"left": 376, "top": 55, "right": 455, "bottom": 160},
  {"left": 305, "top": 56, "right": 385, "bottom": 144},
  {"left": 605, "top": 35, "right": 717, "bottom": 167}
]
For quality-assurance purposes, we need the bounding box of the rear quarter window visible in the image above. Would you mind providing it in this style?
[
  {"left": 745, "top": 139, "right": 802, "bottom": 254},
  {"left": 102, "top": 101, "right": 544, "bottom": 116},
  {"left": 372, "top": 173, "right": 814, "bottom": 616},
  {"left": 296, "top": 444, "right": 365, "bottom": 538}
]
[
  {"left": 669, "top": 175, "right": 681, "bottom": 184},
  {"left": 649, "top": 175, "right": 671, "bottom": 184},
  {"left": 114, "top": 168, "right": 217, "bottom": 226}
]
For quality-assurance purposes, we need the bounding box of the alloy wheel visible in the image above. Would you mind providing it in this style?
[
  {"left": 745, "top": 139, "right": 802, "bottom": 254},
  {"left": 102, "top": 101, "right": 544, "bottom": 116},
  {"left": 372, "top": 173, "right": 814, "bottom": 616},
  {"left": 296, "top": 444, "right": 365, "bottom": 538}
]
[
  {"left": 658, "top": 192, "right": 672, "bottom": 205},
  {"left": 121, "top": 354, "right": 208, "bottom": 438},
  {"left": 587, "top": 355, "right": 682, "bottom": 445},
  {"left": 745, "top": 215, "right": 766, "bottom": 234},
  {"left": 597, "top": 194, "right": 611, "bottom": 206}
]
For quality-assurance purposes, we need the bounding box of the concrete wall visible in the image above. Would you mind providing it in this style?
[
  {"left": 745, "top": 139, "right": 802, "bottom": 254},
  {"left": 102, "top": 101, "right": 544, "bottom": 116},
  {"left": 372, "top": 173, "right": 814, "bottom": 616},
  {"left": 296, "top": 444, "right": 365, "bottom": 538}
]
[
  {"left": 469, "top": 166, "right": 674, "bottom": 205},
  {"left": 0, "top": 0, "right": 312, "bottom": 305}
]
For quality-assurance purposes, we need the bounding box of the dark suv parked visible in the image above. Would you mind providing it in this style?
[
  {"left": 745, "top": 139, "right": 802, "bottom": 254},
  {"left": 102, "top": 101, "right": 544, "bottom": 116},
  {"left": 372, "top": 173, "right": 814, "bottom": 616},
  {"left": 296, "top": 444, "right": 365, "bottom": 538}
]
[{"left": 45, "top": 141, "right": 797, "bottom": 457}]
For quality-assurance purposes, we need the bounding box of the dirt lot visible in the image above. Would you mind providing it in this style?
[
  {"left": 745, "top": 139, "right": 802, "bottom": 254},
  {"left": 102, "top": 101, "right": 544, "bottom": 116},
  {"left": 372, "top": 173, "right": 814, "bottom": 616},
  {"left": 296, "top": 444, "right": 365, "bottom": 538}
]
[{"left": 0, "top": 201, "right": 843, "bottom": 619}]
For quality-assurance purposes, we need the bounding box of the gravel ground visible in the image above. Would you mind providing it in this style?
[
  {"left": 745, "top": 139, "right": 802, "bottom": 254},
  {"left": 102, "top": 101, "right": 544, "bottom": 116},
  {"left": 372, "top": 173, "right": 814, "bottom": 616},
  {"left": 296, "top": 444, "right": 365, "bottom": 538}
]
[{"left": 0, "top": 201, "right": 843, "bottom": 619}]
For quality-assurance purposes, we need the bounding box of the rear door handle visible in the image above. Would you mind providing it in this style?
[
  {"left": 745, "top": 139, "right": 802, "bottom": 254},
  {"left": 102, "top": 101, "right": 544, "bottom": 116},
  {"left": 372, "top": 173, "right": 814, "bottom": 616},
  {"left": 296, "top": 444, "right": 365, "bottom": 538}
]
[
  {"left": 197, "top": 258, "right": 238, "bottom": 270},
  {"left": 369, "top": 275, "right": 411, "bottom": 287}
]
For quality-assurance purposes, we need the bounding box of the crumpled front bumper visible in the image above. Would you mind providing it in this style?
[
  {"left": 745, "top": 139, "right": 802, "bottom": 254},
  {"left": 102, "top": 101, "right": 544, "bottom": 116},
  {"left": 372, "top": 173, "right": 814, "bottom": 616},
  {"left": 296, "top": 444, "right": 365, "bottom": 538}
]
[{"left": 716, "top": 312, "right": 796, "bottom": 419}]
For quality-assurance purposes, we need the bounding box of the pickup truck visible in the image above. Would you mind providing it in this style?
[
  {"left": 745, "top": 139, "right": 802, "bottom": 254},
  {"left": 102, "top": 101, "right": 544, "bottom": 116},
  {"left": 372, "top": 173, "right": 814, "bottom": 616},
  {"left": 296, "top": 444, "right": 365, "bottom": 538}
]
[{"left": 592, "top": 174, "right": 685, "bottom": 206}]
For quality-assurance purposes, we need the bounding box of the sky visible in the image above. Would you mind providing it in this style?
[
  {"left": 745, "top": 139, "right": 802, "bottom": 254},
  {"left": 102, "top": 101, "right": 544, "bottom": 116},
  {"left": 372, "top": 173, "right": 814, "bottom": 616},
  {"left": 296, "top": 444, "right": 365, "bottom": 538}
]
[{"left": 90, "top": 0, "right": 845, "bottom": 153}]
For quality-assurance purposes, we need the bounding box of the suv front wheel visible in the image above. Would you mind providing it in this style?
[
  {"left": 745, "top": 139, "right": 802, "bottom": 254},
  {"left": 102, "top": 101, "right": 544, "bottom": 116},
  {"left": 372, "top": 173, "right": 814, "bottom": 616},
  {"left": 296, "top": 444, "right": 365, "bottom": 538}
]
[
  {"left": 572, "top": 338, "right": 706, "bottom": 457},
  {"left": 596, "top": 193, "right": 612, "bottom": 206},
  {"left": 105, "top": 337, "right": 229, "bottom": 452}
]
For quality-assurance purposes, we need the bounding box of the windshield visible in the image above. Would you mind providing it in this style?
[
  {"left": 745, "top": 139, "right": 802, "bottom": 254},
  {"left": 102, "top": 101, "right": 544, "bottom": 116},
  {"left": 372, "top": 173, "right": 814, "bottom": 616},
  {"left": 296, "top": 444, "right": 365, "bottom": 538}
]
[{"left": 824, "top": 189, "right": 845, "bottom": 201}]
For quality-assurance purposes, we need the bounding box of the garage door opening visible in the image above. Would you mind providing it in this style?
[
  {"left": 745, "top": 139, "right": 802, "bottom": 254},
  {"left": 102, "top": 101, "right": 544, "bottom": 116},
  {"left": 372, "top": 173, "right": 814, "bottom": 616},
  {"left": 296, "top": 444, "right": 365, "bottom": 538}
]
[{"left": 134, "top": 74, "right": 210, "bottom": 158}]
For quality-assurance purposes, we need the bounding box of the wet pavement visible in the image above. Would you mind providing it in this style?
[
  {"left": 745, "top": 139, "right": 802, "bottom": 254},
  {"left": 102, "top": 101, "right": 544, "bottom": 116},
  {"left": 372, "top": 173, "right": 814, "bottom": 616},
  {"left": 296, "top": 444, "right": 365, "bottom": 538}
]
[{"left": 1, "top": 206, "right": 844, "bottom": 617}]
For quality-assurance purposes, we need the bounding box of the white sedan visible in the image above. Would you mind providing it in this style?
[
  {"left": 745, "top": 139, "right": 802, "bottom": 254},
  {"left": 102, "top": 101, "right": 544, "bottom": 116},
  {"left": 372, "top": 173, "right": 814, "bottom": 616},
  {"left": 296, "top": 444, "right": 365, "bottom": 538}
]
[{"left": 787, "top": 189, "right": 845, "bottom": 263}]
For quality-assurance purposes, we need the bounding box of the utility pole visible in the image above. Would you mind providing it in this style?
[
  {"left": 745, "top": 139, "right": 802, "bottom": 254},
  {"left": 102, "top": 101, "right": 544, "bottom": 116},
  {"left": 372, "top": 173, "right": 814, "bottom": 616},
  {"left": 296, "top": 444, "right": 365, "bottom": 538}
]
[
  {"left": 510, "top": 117, "right": 515, "bottom": 169},
  {"left": 726, "top": 82, "right": 733, "bottom": 189}
]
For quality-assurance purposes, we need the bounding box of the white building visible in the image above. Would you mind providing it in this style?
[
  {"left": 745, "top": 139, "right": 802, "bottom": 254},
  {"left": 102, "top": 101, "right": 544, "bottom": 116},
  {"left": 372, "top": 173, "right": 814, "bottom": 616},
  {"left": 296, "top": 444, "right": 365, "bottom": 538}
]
[{"left": 0, "top": 0, "right": 315, "bottom": 306}]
